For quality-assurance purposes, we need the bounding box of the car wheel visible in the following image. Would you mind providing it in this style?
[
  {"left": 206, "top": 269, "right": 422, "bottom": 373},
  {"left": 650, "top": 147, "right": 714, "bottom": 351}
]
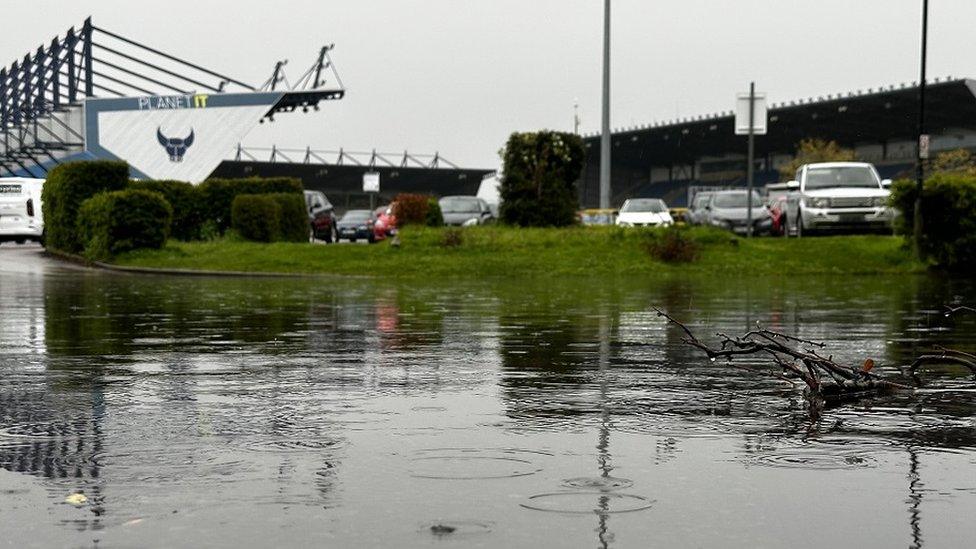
[
  {"left": 324, "top": 226, "right": 336, "bottom": 244},
  {"left": 797, "top": 214, "right": 806, "bottom": 238}
]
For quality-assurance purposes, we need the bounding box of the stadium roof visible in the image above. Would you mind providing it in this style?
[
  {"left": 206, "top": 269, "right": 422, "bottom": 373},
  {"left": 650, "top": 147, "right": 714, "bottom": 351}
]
[{"left": 584, "top": 79, "right": 976, "bottom": 170}]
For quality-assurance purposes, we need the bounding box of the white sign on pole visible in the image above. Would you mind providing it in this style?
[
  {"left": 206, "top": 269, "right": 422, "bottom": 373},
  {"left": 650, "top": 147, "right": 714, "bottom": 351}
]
[
  {"left": 735, "top": 93, "right": 768, "bottom": 135},
  {"left": 363, "top": 172, "right": 381, "bottom": 193},
  {"left": 919, "top": 134, "right": 931, "bottom": 159}
]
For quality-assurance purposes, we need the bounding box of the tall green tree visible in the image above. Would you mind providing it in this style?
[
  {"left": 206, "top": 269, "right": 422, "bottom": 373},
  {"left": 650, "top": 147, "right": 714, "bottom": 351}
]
[{"left": 499, "top": 131, "right": 584, "bottom": 227}]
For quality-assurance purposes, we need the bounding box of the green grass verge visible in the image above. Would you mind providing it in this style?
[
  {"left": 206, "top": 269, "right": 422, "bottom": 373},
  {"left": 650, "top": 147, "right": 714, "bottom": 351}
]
[{"left": 112, "top": 226, "right": 924, "bottom": 278}]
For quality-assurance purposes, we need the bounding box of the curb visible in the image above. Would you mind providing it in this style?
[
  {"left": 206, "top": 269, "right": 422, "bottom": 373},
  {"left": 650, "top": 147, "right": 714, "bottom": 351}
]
[{"left": 43, "top": 249, "right": 322, "bottom": 279}]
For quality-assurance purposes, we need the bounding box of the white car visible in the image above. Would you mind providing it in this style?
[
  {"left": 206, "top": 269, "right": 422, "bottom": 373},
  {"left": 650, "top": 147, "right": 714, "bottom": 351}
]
[
  {"left": 0, "top": 178, "right": 45, "bottom": 245},
  {"left": 784, "top": 162, "right": 893, "bottom": 236},
  {"left": 616, "top": 198, "right": 673, "bottom": 227}
]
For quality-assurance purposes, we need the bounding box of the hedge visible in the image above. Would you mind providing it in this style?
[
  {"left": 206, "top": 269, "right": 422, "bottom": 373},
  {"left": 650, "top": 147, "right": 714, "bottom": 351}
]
[
  {"left": 890, "top": 174, "right": 976, "bottom": 269},
  {"left": 42, "top": 161, "right": 130, "bottom": 252},
  {"left": 231, "top": 195, "right": 280, "bottom": 242},
  {"left": 499, "top": 131, "right": 584, "bottom": 227},
  {"left": 200, "top": 178, "right": 303, "bottom": 233},
  {"left": 77, "top": 189, "right": 173, "bottom": 261},
  {"left": 129, "top": 180, "right": 203, "bottom": 241},
  {"left": 268, "top": 192, "right": 310, "bottom": 242}
]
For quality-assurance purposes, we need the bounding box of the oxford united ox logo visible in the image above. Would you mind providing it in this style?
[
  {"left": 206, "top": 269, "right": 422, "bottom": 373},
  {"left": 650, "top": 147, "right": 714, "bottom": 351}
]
[{"left": 156, "top": 127, "right": 195, "bottom": 162}]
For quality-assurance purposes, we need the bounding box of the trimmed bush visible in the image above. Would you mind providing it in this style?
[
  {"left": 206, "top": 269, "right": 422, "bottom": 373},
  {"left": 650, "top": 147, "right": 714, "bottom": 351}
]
[
  {"left": 425, "top": 197, "right": 444, "bottom": 227},
  {"left": 499, "top": 131, "right": 584, "bottom": 227},
  {"left": 77, "top": 189, "right": 173, "bottom": 261},
  {"left": 268, "top": 192, "right": 310, "bottom": 242},
  {"left": 231, "top": 195, "right": 280, "bottom": 242},
  {"left": 393, "top": 193, "right": 432, "bottom": 226},
  {"left": 42, "top": 161, "right": 130, "bottom": 252},
  {"left": 890, "top": 174, "right": 976, "bottom": 269},
  {"left": 200, "top": 177, "right": 303, "bottom": 233},
  {"left": 129, "top": 180, "right": 203, "bottom": 241}
]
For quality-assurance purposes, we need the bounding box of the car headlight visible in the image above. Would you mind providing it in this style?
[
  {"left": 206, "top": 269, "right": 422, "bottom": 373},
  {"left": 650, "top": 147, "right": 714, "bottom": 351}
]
[
  {"left": 462, "top": 218, "right": 479, "bottom": 227},
  {"left": 872, "top": 196, "right": 888, "bottom": 207},
  {"left": 808, "top": 197, "right": 830, "bottom": 208}
]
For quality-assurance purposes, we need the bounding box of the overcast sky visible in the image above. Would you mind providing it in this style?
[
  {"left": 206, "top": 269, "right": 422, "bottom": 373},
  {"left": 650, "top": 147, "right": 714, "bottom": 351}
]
[{"left": 2, "top": 1, "right": 974, "bottom": 170}]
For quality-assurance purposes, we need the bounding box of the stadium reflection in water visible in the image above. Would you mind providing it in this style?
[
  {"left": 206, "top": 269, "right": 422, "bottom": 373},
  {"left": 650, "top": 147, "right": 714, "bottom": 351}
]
[{"left": 1, "top": 252, "right": 975, "bottom": 547}]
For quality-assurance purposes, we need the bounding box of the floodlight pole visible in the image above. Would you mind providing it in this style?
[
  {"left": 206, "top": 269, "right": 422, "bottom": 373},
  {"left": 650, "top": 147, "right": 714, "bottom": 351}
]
[
  {"left": 599, "top": 0, "right": 612, "bottom": 210},
  {"left": 746, "top": 81, "right": 756, "bottom": 237},
  {"left": 913, "top": 0, "right": 929, "bottom": 258},
  {"left": 574, "top": 99, "right": 581, "bottom": 135}
]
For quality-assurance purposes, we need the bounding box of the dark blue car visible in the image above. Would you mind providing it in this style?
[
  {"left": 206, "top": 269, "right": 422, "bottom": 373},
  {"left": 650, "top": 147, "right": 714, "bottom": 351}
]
[{"left": 336, "top": 210, "right": 377, "bottom": 243}]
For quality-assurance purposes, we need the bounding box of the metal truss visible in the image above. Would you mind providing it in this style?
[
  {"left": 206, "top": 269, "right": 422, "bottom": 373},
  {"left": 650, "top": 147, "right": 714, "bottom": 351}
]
[
  {"left": 1, "top": 17, "right": 346, "bottom": 176},
  {"left": 234, "top": 145, "right": 460, "bottom": 170}
]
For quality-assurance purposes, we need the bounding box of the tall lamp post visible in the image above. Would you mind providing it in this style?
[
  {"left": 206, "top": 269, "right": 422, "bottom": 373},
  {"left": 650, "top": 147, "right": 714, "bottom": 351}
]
[
  {"left": 599, "top": 0, "right": 612, "bottom": 209},
  {"left": 913, "top": 0, "right": 929, "bottom": 258}
]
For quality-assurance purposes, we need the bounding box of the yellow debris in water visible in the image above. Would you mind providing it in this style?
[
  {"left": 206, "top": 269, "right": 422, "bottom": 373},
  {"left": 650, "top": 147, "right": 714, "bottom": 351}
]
[{"left": 65, "top": 493, "right": 88, "bottom": 506}]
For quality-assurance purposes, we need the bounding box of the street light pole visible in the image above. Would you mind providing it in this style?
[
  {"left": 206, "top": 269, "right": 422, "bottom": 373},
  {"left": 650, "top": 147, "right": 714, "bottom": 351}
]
[
  {"left": 746, "top": 82, "right": 756, "bottom": 238},
  {"left": 599, "top": 0, "right": 612, "bottom": 210},
  {"left": 913, "top": 0, "right": 929, "bottom": 258}
]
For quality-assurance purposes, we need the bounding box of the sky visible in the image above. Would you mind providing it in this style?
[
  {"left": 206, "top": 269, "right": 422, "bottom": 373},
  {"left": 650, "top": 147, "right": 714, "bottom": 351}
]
[{"left": 2, "top": 0, "right": 974, "bottom": 170}]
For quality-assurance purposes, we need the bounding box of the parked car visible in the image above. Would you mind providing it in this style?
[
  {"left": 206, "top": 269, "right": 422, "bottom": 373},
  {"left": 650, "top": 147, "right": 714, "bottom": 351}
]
[
  {"left": 0, "top": 178, "right": 45, "bottom": 245},
  {"left": 686, "top": 191, "right": 714, "bottom": 226},
  {"left": 784, "top": 162, "right": 894, "bottom": 236},
  {"left": 336, "top": 209, "right": 378, "bottom": 243},
  {"left": 616, "top": 198, "right": 673, "bottom": 227},
  {"left": 439, "top": 196, "right": 494, "bottom": 226},
  {"left": 705, "top": 190, "right": 773, "bottom": 235},
  {"left": 374, "top": 204, "right": 398, "bottom": 239},
  {"left": 304, "top": 190, "right": 338, "bottom": 243}
]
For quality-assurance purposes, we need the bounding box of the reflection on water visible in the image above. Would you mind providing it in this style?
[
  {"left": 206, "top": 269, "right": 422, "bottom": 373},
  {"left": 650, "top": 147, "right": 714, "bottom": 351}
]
[{"left": 1, "top": 249, "right": 975, "bottom": 547}]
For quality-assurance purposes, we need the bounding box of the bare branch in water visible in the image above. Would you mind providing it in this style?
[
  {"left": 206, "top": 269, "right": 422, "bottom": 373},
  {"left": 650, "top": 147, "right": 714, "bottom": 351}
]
[
  {"left": 945, "top": 305, "right": 976, "bottom": 317},
  {"left": 655, "top": 308, "right": 912, "bottom": 403}
]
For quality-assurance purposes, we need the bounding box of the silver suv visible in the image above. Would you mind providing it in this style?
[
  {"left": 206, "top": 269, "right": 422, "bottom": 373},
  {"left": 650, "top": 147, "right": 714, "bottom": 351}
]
[{"left": 784, "top": 162, "right": 893, "bottom": 236}]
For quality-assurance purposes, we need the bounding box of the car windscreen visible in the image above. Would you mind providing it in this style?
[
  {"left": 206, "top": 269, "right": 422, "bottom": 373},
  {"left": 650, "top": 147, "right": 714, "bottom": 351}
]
[
  {"left": 692, "top": 194, "right": 711, "bottom": 208},
  {"left": 341, "top": 211, "right": 371, "bottom": 222},
  {"left": 440, "top": 198, "right": 481, "bottom": 213},
  {"left": 621, "top": 199, "right": 666, "bottom": 213},
  {"left": 805, "top": 167, "right": 879, "bottom": 190},
  {"left": 712, "top": 192, "right": 762, "bottom": 209}
]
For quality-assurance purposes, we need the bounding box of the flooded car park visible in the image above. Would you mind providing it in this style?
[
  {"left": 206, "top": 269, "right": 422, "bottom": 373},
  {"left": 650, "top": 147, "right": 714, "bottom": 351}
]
[{"left": 1, "top": 246, "right": 975, "bottom": 547}]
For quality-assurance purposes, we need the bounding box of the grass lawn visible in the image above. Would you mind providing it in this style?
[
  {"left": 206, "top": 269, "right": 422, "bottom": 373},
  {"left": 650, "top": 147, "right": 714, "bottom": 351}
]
[{"left": 112, "top": 226, "right": 924, "bottom": 278}]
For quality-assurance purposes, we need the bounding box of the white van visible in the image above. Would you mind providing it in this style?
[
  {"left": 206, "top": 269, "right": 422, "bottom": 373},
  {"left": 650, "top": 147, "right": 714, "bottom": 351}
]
[{"left": 0, "top": 178, "right": 45, "bottom": 245}]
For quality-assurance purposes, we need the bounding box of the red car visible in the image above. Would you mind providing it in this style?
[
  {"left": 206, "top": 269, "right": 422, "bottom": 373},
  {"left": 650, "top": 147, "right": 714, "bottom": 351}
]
[
  {"left": 373, "top": 204, "right": 398, "bottom": 239},
  {"left": 304, "top": 191, "right": 338, "bottom": 243}
]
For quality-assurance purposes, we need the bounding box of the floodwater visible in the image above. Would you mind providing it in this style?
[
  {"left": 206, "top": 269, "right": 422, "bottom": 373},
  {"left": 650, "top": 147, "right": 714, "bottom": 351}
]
[{"left": 1, "top": 244, "right": 975, "bottom": 548}]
